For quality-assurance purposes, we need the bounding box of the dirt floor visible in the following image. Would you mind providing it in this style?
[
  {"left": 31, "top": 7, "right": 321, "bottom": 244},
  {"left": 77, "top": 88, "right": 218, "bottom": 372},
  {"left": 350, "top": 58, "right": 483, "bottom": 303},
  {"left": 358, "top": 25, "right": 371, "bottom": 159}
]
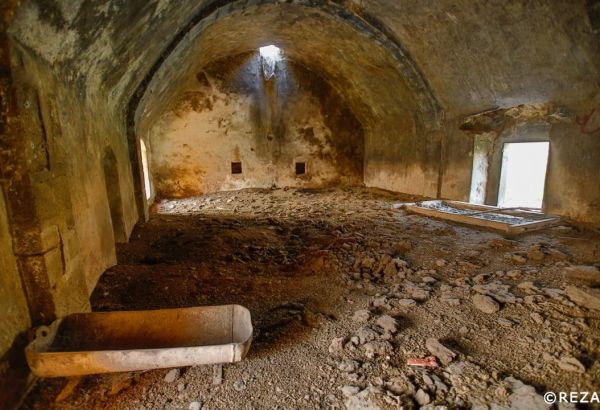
[{"left": 22, "top": 187, "right": 600, "bottom": 409}]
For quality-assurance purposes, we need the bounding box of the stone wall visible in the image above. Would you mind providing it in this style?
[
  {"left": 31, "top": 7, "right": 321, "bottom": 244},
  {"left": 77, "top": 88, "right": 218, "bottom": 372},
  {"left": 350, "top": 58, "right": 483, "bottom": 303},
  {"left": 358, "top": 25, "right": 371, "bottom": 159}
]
[
  {"left": 0, "top": 192, "right": 30, "bottom": 359},
  {"left": 0, "top": 4, "right": 597, "bottom": 402},
  {"left": 148, "top": 53, "right": 364, "bottom": 197}
]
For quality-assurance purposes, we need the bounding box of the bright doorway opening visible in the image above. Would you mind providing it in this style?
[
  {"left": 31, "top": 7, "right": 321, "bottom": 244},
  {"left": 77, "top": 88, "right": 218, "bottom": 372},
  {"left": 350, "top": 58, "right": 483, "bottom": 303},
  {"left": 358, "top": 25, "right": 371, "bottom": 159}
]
[
  {"left": 140, "top": 139, "right": 152, "bottom": 200},
  {"left": 497, "top": 141, "right": 549, "bottom": 209}
]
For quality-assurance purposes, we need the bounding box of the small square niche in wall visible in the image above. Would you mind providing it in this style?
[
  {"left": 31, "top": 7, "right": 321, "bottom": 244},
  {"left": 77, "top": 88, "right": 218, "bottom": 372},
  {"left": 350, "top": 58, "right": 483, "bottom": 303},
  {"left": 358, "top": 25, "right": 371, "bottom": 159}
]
[
  {"left": 295, "top": 162, "right": 306, "bottom": 175},
  {"left": 231, "top": 162, "right": 242, "bottom": 174}
]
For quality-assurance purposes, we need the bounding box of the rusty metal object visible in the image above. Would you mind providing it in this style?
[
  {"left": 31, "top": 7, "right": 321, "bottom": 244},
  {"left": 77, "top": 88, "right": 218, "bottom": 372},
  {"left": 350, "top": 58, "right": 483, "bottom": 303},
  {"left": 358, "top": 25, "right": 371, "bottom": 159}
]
[
  {"left": 406, "top": 356, "right": 439, "bottom": 368},
  {"left": 25, "top": 305, "right": 253, "bottom": 378}
]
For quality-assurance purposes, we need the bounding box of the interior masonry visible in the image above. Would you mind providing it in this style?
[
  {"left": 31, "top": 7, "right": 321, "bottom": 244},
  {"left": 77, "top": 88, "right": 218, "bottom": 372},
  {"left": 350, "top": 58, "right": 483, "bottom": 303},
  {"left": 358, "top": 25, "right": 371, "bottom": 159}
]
[{"left": 1, "top": 0, "right": 600, "bottom": 409}]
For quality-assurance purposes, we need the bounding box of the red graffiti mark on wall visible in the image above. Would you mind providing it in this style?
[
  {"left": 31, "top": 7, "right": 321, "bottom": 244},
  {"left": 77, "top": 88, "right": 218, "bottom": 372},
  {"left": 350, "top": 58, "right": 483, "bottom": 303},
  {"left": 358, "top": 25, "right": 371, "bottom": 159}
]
[{"left": 576, "top": 108, "right": 600, "bottom": 134}]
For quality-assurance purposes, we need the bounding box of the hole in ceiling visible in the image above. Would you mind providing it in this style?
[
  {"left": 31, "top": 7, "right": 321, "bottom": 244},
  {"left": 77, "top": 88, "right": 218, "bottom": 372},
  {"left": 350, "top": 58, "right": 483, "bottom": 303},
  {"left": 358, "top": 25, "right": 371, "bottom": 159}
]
[{"left": 259, "top": 45, "right": 281, "bottom": 81}]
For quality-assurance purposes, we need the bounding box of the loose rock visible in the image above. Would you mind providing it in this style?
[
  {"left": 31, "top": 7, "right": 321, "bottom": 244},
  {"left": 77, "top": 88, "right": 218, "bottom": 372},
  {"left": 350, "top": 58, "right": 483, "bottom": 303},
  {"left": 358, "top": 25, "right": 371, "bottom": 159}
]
[
  {"left": 565, "top": 286, "right": 600, "bottom": 311},
  {"left": 164, "top": 369, "right": 180, "bottom": 383},
  {"left": 425, "top": 338, "right": 457, "bottom": 365},
  {"left": 473, "top": 294, "right": 500, "bottom": 313}
]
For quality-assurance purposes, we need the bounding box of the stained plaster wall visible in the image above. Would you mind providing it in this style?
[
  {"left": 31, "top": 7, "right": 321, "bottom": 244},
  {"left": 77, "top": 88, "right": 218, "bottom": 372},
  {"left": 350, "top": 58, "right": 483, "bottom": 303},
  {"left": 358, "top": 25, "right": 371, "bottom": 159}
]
[
  {"left": 148, "top": 53, "right": 364, "bottom": 197},
  {"left": 1, "top": 0, "right": 598, "bottom": 358},
  {"left": 0, "top": 191, "right": 30, "bottom": 358}
]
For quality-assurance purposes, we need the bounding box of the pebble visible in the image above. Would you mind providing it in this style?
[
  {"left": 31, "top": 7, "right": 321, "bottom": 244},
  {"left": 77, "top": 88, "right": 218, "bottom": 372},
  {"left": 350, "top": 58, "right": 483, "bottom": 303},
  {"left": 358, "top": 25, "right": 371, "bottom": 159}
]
[
  {"left": 189, "top": 401, "right": 202, "bottom": 410},
  {"left": 376, "top": 315, "right": 399, "bottom": 334},
  {"left": 426, "top": 338, "right": 457, "bottom": 365},
  {"left": 565, "top": 286, "right": 600, "bottom": 311},
  {"left": 164, "top": 369, "right": 180, "bottom": 383},
  {"left": 356, "top": 327, "right": 379, "bottom": 344},
  {"left": 398, "top": 298, "right": 417, "bottom": 307},
  {"left": 511, "top": 254, "right": 527, "bottom": 265},
  {"left": 473, "top": 273, "right": 490, "bottom": 284},
  {"left": 341, "top": 385, "right": 360, "bottom": 396},
  {"left": 338, "top": 360, "right": 360, "bottom": 372},
  {"left": 565, "top": 265, "right": 600, "bottom": 286},
  {"left": 329, "top": 337, "right": 346, "bottom": 354},
  {"left": 352, "top": 310, "right": 371, "bottom": 323},
  {"left": 558, "top": 356, "right": 585, "bottom": 373},
  {"left": 372, "top": 296, "right": 388, "bottom": 308},
  {"left": 472, "top": 294, "right": 500, "bottom": 313},
  {"left": 233, "top": 380, "right": 247, "bottom": 392},
  {"left": 415, "top": 388, "right": 431, "bottom": 405},
  {"left": 442, "top": 297, "right": 460, "bottom": 306},
  {"left": 530, "top": 312, "right": 544, "bottom": 324}
]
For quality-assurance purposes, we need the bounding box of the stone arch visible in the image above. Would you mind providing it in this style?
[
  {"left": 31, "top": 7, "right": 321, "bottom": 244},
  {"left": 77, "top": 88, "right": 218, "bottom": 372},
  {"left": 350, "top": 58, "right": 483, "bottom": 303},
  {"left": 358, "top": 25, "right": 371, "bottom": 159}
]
[{"left": 125, "top": 0, "right": 444, "bottom": 216}]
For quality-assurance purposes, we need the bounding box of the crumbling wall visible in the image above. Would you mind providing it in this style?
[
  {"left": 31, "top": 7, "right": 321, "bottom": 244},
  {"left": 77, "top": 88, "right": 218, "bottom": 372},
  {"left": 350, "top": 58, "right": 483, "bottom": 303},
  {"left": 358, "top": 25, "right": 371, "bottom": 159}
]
[
  {"left": 1, "top": 0, "right": 598, "bottom": 340},
  {"left": 0, "top": 192, "right": 29, "bottom": 358},
  {"left": 149, "top": 53, "right": 364, "bottom": 197}
]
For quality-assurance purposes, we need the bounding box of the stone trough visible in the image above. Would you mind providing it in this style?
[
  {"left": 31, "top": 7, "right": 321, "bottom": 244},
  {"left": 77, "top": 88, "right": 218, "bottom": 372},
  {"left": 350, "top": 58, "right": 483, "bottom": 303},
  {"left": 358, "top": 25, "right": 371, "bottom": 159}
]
[{"left": 25, "top": 305, "right": 253, "bottom": 377}]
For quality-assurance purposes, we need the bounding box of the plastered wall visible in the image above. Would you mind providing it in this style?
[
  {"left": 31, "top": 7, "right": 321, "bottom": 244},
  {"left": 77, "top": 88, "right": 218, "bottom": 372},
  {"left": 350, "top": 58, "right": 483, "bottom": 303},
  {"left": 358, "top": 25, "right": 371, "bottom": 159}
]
[{"left": 148, "top": 53, "right": 364, "bottom": 197}]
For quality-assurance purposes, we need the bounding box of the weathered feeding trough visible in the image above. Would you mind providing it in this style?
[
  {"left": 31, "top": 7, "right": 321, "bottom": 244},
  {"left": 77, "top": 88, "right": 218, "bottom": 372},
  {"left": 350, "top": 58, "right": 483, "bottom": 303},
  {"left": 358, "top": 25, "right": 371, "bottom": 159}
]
[
  {"left": 26, "top": 305, "right": 252, "bottom": 378},
  {"left": 396, "top": 200, "right": 560, "bottom": 235}
]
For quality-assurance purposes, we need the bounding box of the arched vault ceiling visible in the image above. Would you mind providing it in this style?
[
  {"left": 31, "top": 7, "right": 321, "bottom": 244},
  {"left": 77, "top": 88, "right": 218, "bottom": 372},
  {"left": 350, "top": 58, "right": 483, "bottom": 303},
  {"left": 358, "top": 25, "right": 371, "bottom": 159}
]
[
  {"left": 136, "top": 1, "right": 435, "bottom": 137},
  {"left": 9, "top": 0, "right": 600, "bottom": 123}
]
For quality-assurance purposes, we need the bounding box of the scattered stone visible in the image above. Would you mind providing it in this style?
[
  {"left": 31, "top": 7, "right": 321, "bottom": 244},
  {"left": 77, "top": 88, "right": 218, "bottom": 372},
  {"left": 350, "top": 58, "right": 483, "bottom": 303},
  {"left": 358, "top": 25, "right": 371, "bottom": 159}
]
[
  {"left": 517, "top": 281, "right": 539, "bottom": 292},
  {"left": 341, "top": 385, "right": 361, "bottom": 397},
  {"left": 473, "top": 282, "right": 518, "bottom": 303},
  {"left": 344, "top": 388, "right": 381, "bottom": 410},
  {"left": 233, "top": 380, "right": 247, "bottom": 392},
  {"left": 405, "top": 285, "right": 430, "bottom": 301},
  {"left": 441, "top": 297, "right": 460, "bottom": 306},
  {"left": 565, "top": 265, "right": 600, "bottom": 286},
  {"left": 435, "top": 259, "right": 447, "bottom": 268},
  {"left": 356, "top": 327, "right": 379, "bottom": 344},
  {"left": 565, "top": 286, "right": 600, "bottom": 311},
  {"left": 386, "top": 376, "right": 416, "bottom": 395},
  {"left": 398, "top": 298, "right": 417, "bottom": 307},
  {"left": 177, "top": 382, "right": 185, "bottom": 392},
  {"left": 361, "top": 257, "right": 376, "bottom": 270},
  {"left": 363, "top": 341, "right": 392, "bottom": 359},
  {"left": 473, "top": 273, "right": 490, "bottom": 284},
  {"left": 415, "top": 388, "right": 431, "bottom": 406},
  {"left": 530, "top": 312, "right": 544, "bottom": 324},
  {"left": 164, "top": 369, "right": 180, "bottom": 383},
  {"left": 506, "top": 269, "right": 522, "bottom": 279},
  {"left": 393, "top": 239, "right": 412, "bottom": 255},
  {"left": 375, "top": 315, "right": 399, "bottom": 334},
  {"left": 329, "top": 337, "right": 346, "bottom": 354},
  {"left": 212, "top": 364, "right": 223, "bottom": 385},
  {"left": 498, "top": 318, "right": 514, "bottom": 327},
  {"left": 511, "top": 254, "right": 527, "bottom": 265},
  {"left": 504, "top": 377, "right": 550, "bottom": 409},
  {"left": 352, "top": 310, "right": 371, "bottom": 323},
  {"left": 338, "top": 360, "right": 360, "bottom": 372},
  {"left": 422, "top": 276, "right": 437, "bottom": 284},
  {"left": 557, "top": 356, "right": 585, "bottom": 373},
  {"left": 372, "top": 296, "right": 388, "bottom": 308},
  {"left": 473, "top": 294, "right": 500, "bottom": 313},
  {"left": 189, "top": 401, "right": 202, "bottom": 410},
  {"left": 527, "top": 245, "right": 545, "bottom": 261},
  {"left": 425, "top": 338, "right": 457, "bottom": 365}
]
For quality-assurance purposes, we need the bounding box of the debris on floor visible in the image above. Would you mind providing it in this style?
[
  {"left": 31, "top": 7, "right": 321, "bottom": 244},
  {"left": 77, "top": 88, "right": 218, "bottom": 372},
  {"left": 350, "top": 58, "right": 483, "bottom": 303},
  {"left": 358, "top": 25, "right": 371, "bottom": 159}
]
[{"left": 22, "top": 187, "right": 600, "bottom": 409}]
